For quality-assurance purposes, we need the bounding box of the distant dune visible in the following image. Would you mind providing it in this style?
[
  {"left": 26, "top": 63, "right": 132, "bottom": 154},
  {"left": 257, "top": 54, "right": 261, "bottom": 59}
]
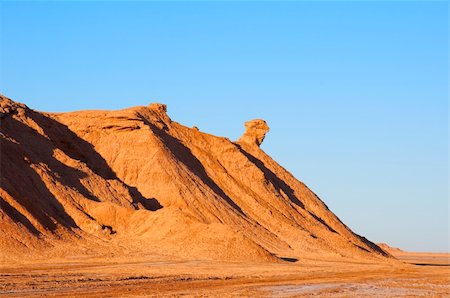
[
  {"left": 0, "top": 94, "right": 390, "bottom": 263},
  {"left": 377, "top": 243, "right": 405, "bottom": 255}
]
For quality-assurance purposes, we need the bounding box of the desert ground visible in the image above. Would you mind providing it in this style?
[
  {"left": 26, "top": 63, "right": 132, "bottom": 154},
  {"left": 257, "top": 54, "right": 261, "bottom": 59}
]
[{"left": 1, "top": 251, "right": 449, "bottom": 297}]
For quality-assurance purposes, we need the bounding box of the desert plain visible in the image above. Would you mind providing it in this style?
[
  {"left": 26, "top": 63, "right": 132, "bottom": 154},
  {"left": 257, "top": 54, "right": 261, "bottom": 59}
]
[{"left": 1, "top": 249, "right": 449, "bottom": 297}]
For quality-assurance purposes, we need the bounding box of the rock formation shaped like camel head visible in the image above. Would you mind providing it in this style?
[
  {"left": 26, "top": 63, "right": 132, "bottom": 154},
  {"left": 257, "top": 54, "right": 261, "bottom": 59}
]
[{"left": 238, "top": 119, "right": 269, "bottom": 146}]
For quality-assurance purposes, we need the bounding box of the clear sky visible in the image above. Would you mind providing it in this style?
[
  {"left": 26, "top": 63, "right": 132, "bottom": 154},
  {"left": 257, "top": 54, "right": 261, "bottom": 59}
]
[{"left": 0, "top": 1, "right": 448, "bottom": 252}]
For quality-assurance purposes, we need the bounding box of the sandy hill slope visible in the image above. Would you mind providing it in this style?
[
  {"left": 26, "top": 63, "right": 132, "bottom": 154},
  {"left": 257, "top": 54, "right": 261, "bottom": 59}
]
[
  {"left": 0, "top": 95, "right": 390, "bottom": 263},
  {"left": 377, "top": 243, "right": 405, "bottom": 255}
]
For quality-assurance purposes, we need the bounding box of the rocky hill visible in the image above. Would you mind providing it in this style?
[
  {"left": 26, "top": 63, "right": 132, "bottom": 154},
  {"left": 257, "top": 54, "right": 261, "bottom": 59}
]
[{"left": 0, "top": 95, "right": 390, "bottom": 263}]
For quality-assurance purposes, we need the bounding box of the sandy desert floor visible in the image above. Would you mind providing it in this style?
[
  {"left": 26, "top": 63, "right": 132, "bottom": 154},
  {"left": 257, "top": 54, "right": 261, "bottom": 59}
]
[{"left": 1, "top": 252, "right": 449, "bottom": 297}]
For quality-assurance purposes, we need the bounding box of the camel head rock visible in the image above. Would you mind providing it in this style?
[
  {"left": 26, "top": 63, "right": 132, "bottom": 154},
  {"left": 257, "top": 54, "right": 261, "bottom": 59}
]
[{"left": 238, "top": 119, "right": 269, "bottom": 146}]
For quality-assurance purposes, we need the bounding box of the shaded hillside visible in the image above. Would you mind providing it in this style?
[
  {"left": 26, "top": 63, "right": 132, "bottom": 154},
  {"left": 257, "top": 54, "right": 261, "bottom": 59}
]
[{"left": 0, "top": 95, "right": 390, "bottom": 263}]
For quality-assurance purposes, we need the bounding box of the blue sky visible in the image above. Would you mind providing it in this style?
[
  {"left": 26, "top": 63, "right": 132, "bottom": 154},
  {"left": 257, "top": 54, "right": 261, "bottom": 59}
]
[{"left": 0, "top": 1, "right": 448, "bottom": 252}]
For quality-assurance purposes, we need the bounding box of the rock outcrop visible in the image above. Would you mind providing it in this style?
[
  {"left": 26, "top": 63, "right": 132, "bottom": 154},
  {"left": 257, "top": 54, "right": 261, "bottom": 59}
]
[
  {"left": 238, "top": 119, "right": 269, "bottom": 146},
  {"left": 0, "top": 94, "right": 391, "bottom": 263}
]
